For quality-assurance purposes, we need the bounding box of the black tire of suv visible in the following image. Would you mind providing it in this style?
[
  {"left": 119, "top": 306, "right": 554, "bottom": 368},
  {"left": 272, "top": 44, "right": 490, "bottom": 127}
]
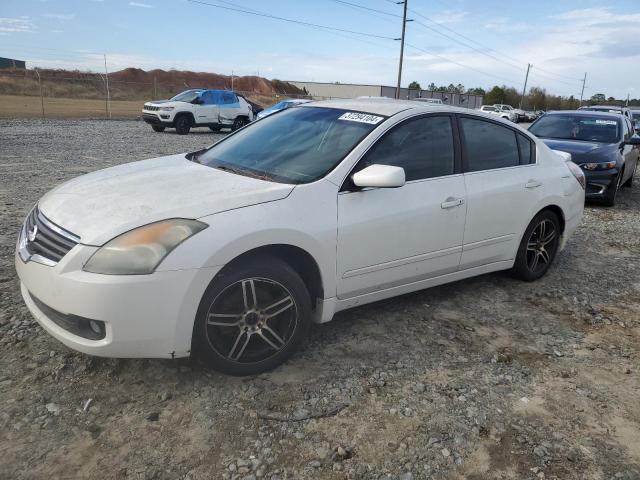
[
  {"left": 152, "top": 125, "right": 165, "bottom": 133},
  {"left": 511, "top": 210, "right": 561, "bottom": 282},
  {"left": 192, "top": 256, "right": 312, "bottom": 376},
  {"left": 174, "top": 115, "right": 191, "bottom": 135},
  {"left": 232, "top": 116, "right": 248, "bottom": 131}
]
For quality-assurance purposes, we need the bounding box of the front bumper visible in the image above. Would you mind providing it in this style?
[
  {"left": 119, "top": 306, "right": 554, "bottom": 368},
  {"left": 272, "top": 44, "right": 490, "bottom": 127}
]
[
  {"left": 142, "top": 112, "right": 175, "bottom": 126},
  {"left": 582, "top": 169, "right": 617, "bottom": 198},
  {"left": 15, "top": 245, "right": 220, "bottom": 358}
]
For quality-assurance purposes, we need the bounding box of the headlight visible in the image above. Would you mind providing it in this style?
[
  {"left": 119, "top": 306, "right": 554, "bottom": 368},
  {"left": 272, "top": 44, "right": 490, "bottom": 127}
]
[
  {"left": 83, "top": 219, "right": 207, "bottom": 275},
  {"left": 160, "top": 106, "right": 175, "bottom": 111},
  {"left": 581, "top": 161, "right": 617, "bottom": 171}
]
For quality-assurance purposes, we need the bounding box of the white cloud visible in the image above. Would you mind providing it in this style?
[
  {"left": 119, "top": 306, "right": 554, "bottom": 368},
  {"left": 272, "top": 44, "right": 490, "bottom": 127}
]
[
  {"left": 0, "top": 16, "right": 36, "bottom": 33},
  {"left": 483, "top": 17, "right": 531, "bottom": 33},
  {"left": 43, "top": 13, "right": 76, "bottom": 20},
  {"left": 129, "top": 2, "right": 153, "bottom": 8},
  {"left": 430, "top": 10, "right": 467, "bottom": 25}
]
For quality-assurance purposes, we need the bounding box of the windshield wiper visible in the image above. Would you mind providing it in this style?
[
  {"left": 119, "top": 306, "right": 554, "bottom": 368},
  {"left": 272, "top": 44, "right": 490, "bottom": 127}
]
[{"left": 214, "top": 164, "right": 274, "bottom": 181}]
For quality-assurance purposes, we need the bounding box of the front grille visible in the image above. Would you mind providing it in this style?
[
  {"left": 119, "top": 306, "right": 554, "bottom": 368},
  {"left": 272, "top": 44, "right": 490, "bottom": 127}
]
[
  {"left": 144, "top": 105, "right": 160, "bottom": 111},
  {"left": 24, "top": 207, "right": 79, "bottom": 263}
]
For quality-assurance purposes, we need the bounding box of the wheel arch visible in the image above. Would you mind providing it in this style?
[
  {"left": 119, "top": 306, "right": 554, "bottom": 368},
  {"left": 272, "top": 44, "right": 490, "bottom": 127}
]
[
  {"left": 216, "top": 244, "right": 324, "bottom": 310},
  {"left": 174, "top": 111, "right": 195, "bottom": 124}
]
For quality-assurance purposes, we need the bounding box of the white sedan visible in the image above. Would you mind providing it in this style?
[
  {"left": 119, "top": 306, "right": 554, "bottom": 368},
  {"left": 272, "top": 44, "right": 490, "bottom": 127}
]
[{"left": 15, "top": 99, "right": 585, "bottom": 375}]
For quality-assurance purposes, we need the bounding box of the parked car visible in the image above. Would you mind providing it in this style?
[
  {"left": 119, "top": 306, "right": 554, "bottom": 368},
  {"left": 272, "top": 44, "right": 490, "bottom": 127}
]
[
  {"left": 630, "top": 109, "right": 640, "bottom": 134},
  {"left": 256, "top": 98, "right": 311, "bottom": 119},
  {"left": 16, "top": 99, "right": 585, "bottom": 375},
  {"left": 478, "top": 105, "right": 518, "bottom": 122},
  {"left": 413, "top": 98, "right": 444, "bottom": 105},
  {"left": 494, "top": 104, "right": 525, "bottom": 122},
  {"left": 237, "top": 94, "right": 264, "bottom": 118},
  {"left": 529, "top": 110, "right": 639, "bottom": 206},
  {"left": 524, "top": 111, "right": 538, "bottom": 122},
  {"left": 142, "top": 89, "right": 253, "bottom": 135},
  {"left": 578, "top": 105, "right": 634, "bottom": 123}
]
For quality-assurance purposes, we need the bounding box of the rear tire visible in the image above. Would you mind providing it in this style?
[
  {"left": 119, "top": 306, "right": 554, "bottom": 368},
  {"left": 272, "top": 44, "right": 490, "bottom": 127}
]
[
  {"left": 232, "top": 116, "right": 248, "bottom": 131},
  {"left": 511, "top": 210, "right": 561, "bottom": 282},
  {"left": 174, "top": 115, "right": 191, "bottom": 135},
  {"left": 192, "top": 256, "right": 311, "bottom": 376},
  {"left": 151, "top": 125, "right": 165, "bottom": 133}
]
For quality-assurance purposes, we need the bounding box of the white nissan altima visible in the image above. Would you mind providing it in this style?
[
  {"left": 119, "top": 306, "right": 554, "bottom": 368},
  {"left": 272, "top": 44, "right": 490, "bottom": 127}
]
[{"left": 16, "top": 98, "right": 585, "bottom": 375}]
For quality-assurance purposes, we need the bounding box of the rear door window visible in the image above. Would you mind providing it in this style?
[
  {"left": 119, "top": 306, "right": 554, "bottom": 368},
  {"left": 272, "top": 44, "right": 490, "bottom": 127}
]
[{"left": 460, "top": 117, "right": 520, "bottom": 172}]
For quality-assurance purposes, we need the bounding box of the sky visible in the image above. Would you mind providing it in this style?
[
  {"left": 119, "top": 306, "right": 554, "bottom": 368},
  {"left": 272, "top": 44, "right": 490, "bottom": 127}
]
[{"left": 1, "top": 0, "right": 639, "bottom": 99}]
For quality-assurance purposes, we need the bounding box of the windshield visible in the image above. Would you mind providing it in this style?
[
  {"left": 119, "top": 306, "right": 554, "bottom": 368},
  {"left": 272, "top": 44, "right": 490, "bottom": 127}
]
[
  {"left": 529, "top": 114, "right": 620, "bottom": 143},
  {"left": 195, "top": 107, "right": 383, "bottom": 184},
  {"left": 632, "top": 112, "right": 640, "bottom": 121},
  {"left": 170, "top": 90, "right": 203, "bottom": 103}
]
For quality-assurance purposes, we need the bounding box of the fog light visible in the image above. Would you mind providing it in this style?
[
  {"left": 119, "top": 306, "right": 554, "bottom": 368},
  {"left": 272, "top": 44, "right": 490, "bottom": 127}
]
[{"left": 89, "top": 320, "right": 103, "bottom": 335}]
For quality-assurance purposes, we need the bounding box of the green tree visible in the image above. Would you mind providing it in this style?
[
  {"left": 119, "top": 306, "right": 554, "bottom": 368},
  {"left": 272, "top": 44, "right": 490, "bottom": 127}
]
[
  {"left": 590, "top": 93, "right": 606, "bottom": 103},
  {"left": 483, "top": 86, "right": 506, "bottom": 105},
  {"left": 427, "top": 82, "right": 437, "bottom": 91},
  {"left": 466, "top": 87, "right": 486, "bottom": 96},
  {"left": 408, "top": 81, "right": 421, "bottom": 90}
]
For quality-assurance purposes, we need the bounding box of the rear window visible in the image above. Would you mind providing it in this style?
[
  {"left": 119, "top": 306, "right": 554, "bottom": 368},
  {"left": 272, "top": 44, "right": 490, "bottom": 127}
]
[{"left": 529, "top": 114, "right": 620, "bottom": 143}]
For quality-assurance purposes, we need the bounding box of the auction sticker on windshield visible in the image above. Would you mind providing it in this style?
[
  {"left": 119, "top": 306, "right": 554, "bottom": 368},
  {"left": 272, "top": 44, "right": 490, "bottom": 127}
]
[
  {"left": 594, "top": 120, "right": 617, "bottom": 125},
  {"left": 338, "top": 112, "right": 384, "bottom": 124}
]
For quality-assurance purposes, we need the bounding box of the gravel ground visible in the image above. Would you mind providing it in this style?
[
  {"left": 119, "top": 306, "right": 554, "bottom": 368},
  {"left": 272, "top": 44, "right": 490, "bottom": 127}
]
[{"left": 1, "top": 119, "right": 639, "bottom": 480}]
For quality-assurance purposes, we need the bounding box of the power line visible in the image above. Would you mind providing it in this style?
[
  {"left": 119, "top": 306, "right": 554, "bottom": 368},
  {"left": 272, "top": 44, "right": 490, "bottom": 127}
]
[
  {"left": 330, "top": 0, "right": 400, "bottom": 19},
  {"left": 186, "top": 0, "right": 396, "bottom": 40}
]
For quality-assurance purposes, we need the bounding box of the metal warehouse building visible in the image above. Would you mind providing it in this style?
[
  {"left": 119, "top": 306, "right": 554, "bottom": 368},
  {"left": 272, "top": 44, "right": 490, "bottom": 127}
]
[
  {"left": 288, "top": 80, "right": 483, "bottom": 109},
  {"left": 0, "top": 57, "right": 26, "bottom": 69}
]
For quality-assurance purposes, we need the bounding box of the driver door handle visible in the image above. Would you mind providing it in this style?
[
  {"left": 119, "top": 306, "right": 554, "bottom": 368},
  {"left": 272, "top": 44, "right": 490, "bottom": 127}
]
[
  {"left": 525, "top": 179, "right": 542, "bottom": 189},
  {"left": 441, "top": 197, "right": 464, "bottom": 209}
]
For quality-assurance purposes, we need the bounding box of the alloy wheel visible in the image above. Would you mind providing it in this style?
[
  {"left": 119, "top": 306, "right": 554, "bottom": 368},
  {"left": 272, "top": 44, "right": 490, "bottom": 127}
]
[
  {"left": 205, "top": 277, "right": 298, "bottom": 364},
  {"left": 526, "top": 219, "right": 557, "bottom": 273}
]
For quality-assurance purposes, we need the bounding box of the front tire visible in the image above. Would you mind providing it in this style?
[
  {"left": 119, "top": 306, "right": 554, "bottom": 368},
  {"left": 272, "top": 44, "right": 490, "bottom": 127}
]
[
  {"left": 603, "top": 171, "right": 622, "bottom": 206},
  {"left": 152, "top": 125, "right": 165, "bottom": 133},
  {"left": 193, "top": 257, "right": 311, "bottom": 376},
  {"left": 174, "top": 115, "right": 191, "bottom": 135},
  {"left": 511, "top": 210, "right": 561, "bottom": 282}
]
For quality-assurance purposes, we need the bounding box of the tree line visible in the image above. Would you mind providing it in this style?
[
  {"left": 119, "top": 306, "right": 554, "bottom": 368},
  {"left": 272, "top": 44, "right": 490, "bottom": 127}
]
[{"left": 407, "top": 81, "right": 639, "bottom": 110}]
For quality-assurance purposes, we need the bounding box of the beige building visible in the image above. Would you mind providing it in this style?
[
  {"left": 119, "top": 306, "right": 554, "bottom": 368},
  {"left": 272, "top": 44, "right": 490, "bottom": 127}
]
[{"left": 287, "top": 80, "right": 483, "bottom": 109}]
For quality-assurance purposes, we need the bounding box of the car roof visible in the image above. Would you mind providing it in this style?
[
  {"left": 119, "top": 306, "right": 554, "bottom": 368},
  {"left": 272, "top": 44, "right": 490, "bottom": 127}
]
[
  {"left": 301, "top": 97, "right": 470, "bottom": 116},
  {"left": 581, "top": 105, "right": 625, "bottom": 110},
  {"left": 544, "top": 110, "right": 623, "bottom": 120}
]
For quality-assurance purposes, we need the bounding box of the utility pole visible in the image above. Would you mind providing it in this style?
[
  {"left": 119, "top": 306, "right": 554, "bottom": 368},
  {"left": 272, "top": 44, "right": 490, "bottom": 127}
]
[
  {"left": 579, "top": 72, "right": 587, "bottom": 106},
  {"left": 395, "top": 0, "right": 409, "bottom": 99},
  {"left": 519, "top": 63, "right": 531, "bottom": 109},
  {"left": 231, "top": 70, "right": 234, "bottom": 91},
  {"left": 103, "top": 54, "right": 112, "bottom": 119},
  {"left": 626, "top": 93, "right": 630, "bottom": 107},
  {"left": 35, "top": 68, "right": 44, "bottom": 119}
]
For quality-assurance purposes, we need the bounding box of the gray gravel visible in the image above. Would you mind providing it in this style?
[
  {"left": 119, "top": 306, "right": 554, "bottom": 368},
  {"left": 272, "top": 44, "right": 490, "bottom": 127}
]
[{"left": 1, "top": 119, "right": 640, "bottom": 480}]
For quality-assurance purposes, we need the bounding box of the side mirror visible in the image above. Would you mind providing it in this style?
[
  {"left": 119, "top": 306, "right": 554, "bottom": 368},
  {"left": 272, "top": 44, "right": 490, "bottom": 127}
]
[
  {"left": 624, "top": 136, "right": 640, "bottom": 146},
  {"left": 352, "top": 164, "right": 405, "bottom": 189},
  {"left": 191, "top": 98, "right": 203, "bottom": 105}
]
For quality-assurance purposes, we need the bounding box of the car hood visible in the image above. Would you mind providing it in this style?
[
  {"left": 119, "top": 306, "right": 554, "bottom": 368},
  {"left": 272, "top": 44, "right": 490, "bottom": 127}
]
[
  {"left": 539, "top": 139, "right": 618, "bottom": 164},
  {"left": 38, "top": 154, "right": 295, "bottom": 245},
  {"left": 144, "top": 100, "right": 182, "bottom": 108}
]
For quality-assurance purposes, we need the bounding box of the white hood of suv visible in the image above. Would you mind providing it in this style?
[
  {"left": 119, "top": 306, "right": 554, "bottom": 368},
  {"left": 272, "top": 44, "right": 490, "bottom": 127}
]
[{"left": 38, "top": 154, "right": 294, "bottom": 245}]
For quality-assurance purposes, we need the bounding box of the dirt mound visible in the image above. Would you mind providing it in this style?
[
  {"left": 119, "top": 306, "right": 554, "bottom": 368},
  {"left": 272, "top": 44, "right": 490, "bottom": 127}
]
[{"left": 110, "top": 67, "right": 302, "bottom": 95}]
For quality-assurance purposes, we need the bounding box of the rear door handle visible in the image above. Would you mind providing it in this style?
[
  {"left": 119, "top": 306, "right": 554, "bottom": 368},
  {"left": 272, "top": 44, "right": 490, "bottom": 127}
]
[
  {"left": 441, "top": 197, "right": 464, "bottom": 209},
  {"left": 525, "top": 179, "right": 542, "bottom": 189}
]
